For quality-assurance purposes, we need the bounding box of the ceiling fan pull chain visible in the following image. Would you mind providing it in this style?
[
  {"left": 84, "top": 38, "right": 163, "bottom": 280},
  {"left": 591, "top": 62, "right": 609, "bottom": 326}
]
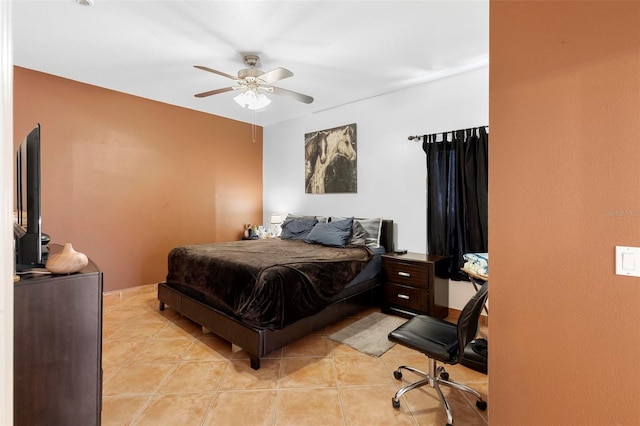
[{"left": 251, "top": 110, "right": 256, "bottom": 143}]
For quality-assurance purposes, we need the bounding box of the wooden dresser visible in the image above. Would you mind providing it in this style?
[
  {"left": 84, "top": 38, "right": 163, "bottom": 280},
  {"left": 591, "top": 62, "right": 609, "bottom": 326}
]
[
  {"left": 14, "top": 250, "right": 103, "bottom": 426},
  {"left": 381, "top": 252, "right": 449, "bottom": 319}
]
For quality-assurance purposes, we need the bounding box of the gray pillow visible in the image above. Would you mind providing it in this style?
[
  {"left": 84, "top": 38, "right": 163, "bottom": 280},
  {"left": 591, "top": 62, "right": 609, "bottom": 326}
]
[
  {"left": 330, "top": 216, "right": 383, "bottom": 248},
  {"left": 280, "top": 217, "right": 318, "bottom": 240},
  {"left": 285, "top": 214, "right": 328, "bottom": 224},
  {"left": 348, "top": 221, "right": 368, "bottom": 246},
  {"left": 305, "top": 217, "right": 354, "bottom": 247}
]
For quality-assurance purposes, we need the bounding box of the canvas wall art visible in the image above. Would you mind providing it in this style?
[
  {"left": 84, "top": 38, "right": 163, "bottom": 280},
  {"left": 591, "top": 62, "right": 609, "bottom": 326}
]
[{"left": 304, "top": 123, "right": 357, "bottom": 194}]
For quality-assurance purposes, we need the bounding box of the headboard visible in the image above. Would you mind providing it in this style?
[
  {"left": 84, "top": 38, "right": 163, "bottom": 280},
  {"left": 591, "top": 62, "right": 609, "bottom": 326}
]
[{"left": 380, "top": 219, "right": 395, "bottom": 253}]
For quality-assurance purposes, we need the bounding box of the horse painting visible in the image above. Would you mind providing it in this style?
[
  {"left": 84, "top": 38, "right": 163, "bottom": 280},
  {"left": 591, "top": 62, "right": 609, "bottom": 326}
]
[{"left": 304, "top": 123, "right": 357, "bottom": 194}]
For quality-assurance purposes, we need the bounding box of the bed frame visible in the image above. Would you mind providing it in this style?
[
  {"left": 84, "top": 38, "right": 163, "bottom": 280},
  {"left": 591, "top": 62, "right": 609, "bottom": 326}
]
[{"left": 158, "top": 219, "right": 394, "bottom": 369}]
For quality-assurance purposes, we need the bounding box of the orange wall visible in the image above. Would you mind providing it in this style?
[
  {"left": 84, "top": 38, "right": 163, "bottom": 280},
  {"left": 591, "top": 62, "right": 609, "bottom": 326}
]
[
  {"left": 13, "top": 67, "right": 263, "bottom": 292},
  {"left": 490, "top": 1, "right": 640, "bottom": 424}
]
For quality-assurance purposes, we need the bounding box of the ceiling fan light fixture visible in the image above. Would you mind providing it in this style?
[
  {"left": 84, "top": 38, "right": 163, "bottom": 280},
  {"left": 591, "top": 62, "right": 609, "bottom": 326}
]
[{"left": 233, "top": 89, "right": 271, "bottom": 111}]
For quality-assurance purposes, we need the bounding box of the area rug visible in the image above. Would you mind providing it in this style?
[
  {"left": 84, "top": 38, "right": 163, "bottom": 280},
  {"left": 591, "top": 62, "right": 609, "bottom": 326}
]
[{"left": 329, "top": 312, "right": 407, "bottom": 357}]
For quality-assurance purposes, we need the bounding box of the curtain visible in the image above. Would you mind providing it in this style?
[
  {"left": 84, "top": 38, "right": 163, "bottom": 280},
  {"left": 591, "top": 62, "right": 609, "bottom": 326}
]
[{"left": 423, "top": 127, "right": 488, "bottom": 280}]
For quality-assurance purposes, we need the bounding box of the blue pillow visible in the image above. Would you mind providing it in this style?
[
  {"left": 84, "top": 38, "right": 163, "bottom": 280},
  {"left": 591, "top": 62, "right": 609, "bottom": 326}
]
[
  {"left": 280, "top": 218, "right": 318, "bottom": 240},
  {"left": 305, "top": 217, "right": 354, "bottom": 247}
]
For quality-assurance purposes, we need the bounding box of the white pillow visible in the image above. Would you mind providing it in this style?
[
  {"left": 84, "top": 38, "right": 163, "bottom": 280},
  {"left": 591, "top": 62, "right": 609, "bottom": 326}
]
[{"left": 355, "top": 217, "right": 383, "bottom": 248}]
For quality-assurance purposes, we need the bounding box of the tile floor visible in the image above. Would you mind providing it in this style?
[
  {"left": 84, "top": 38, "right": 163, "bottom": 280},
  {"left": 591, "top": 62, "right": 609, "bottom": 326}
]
[{"left": 102, "top": 285, "right": 488, "bottom": 425}]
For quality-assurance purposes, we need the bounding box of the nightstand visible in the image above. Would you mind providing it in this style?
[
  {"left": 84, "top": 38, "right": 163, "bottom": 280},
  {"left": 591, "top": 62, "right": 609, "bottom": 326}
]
[{"left": 381, "top": 252, "right": 450, "bottom": 319}]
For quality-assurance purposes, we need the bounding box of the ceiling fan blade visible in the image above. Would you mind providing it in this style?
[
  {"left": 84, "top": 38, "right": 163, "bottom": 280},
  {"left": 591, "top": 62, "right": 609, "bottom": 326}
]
[
  {"left": 259, "top": 67, "right": 294, "bottom": 84},
  {"left": 193, "top": 65, "right": 239, "bottom": 81},
  {"left": 194, "top": 87, "right": 235, "bottom": 98},
  {"left": 272, "top": 87, "right": 314, "bottom": 104}
]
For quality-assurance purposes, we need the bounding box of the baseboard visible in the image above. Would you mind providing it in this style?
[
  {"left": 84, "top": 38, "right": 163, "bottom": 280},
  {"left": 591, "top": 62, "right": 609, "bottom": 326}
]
[{"left": 102, "top": 282, "right": 158, "bottom": 302}]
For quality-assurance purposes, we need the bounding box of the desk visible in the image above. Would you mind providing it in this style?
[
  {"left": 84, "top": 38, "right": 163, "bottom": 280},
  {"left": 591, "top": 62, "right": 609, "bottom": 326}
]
[{"left": 461, "top": 267, "right": 488, "bottom": 315}]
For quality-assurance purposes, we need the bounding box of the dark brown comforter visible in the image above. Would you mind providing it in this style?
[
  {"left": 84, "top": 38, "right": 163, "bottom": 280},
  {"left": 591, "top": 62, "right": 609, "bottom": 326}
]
[{"left": 165, "top": 239, "right": 374, "bottom": 330}]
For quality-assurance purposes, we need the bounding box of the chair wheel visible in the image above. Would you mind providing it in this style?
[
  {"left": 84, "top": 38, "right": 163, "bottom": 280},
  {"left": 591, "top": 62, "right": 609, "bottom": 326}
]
[
  {"left": 439, "top": 371, "right": 449, "bottom": 380},
  {"left": 393, "top": 370, "right": 403, "bottom": 380},
  {"left": 476, "top": 400, "right": 487, "bottom": 411},
  {"left": 392, "top": 398, "right": 400, "bottom": 409}
]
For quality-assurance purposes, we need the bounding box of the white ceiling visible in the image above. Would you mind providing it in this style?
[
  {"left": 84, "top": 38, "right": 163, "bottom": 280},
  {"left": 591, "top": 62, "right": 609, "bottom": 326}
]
[{"left": 12, "top": 0, "right": 489, "bottom": 127}]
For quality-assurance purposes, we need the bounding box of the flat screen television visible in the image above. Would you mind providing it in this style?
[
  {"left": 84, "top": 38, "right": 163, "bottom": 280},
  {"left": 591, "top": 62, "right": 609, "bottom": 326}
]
[{"left": 14, "top": 124, "right": 48, "bottom": 271}]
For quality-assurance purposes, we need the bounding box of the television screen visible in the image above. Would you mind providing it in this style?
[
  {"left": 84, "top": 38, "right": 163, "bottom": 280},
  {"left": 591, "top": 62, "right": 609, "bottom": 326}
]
[{"left": 15, "top": 124, "right": 46, "bottom": 270}]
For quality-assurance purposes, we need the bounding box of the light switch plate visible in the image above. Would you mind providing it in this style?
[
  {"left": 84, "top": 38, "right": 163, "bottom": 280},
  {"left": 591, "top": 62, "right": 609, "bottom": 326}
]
[{"left": 615, "top": 246, "right": 640, "bottom": 277}]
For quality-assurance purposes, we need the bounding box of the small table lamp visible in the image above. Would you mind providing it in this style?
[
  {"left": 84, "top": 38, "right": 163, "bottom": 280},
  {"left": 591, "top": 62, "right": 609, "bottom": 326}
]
[{"left": 270, "top": 214, "right": 283, "bottom": 237}]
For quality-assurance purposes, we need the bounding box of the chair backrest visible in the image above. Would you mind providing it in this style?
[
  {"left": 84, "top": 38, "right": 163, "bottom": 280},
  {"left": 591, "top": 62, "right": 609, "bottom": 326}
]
[{"left": 456, "top": 282, "right": 488, "bottom": 362}]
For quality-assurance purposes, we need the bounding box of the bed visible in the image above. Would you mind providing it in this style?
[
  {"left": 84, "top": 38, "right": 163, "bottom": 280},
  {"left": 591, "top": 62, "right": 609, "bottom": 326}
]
[{"left": 158, "top": 217, "right": 394, "bottom": 369}]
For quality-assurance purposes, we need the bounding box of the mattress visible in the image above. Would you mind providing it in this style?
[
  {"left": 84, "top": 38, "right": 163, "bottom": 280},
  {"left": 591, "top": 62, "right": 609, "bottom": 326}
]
[{"left": 165, "top": 238, "right": 381, "bottom": 330}]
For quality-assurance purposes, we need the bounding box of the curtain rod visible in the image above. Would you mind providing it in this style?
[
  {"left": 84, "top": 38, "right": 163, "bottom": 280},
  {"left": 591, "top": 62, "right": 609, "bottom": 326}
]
[{"left": 408, "top": 125, "right": 488, "bottom": 141}]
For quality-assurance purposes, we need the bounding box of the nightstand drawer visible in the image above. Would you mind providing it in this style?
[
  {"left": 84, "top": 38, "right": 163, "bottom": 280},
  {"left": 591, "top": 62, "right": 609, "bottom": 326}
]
[
  {"left": 383, "top": 259, "right": 430, "bottom": 289},
  {"left": 384, "top": 283, "right": 427, "bottom": 313}
]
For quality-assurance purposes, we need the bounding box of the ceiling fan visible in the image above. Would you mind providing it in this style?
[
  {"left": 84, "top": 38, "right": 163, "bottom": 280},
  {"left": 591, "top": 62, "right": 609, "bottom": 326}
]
[{"left": 194, "top": 54, "right": 314, "bottom": 110}]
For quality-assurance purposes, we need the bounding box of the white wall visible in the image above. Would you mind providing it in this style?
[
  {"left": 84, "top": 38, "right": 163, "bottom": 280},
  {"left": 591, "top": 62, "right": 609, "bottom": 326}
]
[{"left": 263, "top": 66, "right": 488, "bottom": 309}]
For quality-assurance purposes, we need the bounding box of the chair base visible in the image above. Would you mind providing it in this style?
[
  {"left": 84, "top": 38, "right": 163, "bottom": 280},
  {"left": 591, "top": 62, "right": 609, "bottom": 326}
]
[{"left": 391, "top": 358, "right": 486, "bottom": 426}]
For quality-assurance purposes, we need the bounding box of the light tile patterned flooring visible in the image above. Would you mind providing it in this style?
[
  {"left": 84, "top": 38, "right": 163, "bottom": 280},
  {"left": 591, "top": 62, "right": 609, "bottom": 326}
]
[{"left": 102, "top": 285, "right": 488, "bottom": 425}]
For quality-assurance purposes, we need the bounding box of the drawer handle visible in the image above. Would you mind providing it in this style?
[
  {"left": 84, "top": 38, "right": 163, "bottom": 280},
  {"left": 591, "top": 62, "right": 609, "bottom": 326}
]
[
  {"left": 397, "top": 294, "right": 410, "bottom": 300},
  {"left": 397, "top": 271, "right": 411, "bottom": 278}
]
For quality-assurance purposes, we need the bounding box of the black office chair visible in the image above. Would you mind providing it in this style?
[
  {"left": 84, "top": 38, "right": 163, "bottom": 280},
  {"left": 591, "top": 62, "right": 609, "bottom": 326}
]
[{"left": 388, "top": 282, "right": 488, "bottom": 426}]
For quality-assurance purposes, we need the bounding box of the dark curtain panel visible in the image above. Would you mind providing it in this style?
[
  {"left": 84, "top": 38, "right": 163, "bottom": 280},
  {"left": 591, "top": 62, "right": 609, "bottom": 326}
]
[{"left": 423, "top": 127, "right": 488, "bottom": 280}]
